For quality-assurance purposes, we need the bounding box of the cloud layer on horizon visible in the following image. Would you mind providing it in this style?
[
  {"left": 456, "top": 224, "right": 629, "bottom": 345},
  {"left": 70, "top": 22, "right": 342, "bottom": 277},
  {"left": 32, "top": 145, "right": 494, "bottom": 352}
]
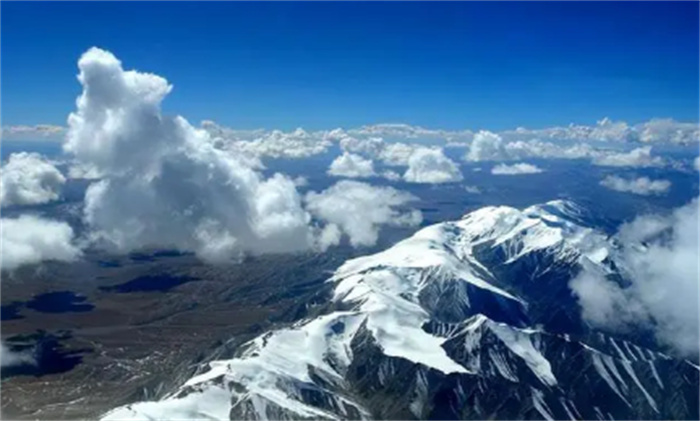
[{"left": 4, "top": 117, "right": 697, "bottom": 146}]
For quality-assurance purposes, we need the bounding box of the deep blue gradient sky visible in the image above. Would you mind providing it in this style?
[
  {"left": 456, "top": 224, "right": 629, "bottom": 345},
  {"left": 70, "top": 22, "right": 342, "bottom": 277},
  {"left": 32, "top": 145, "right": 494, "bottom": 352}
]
[{"left": 2, "top": 1, "right": 698, "bottom": 131}]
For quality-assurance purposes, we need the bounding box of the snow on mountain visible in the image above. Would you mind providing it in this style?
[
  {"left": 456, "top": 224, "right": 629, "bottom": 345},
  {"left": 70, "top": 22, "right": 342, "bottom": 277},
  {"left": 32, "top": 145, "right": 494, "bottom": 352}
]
[{"left": 101, "top": 200, "right": 698, "bottom": 421}]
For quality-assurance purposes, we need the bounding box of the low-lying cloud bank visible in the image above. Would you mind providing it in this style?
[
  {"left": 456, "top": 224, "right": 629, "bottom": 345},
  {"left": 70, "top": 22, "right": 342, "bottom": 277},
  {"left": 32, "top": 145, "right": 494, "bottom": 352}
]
[
  {"left": 570, "top": 198, "right": 699, "bottom": 357},
  {"left": 599, "top": 175, "right": 671, "bottom": 196},
  {"left": 1, "top": 215, "right": 82, "bottom": 271},
  {"left": 591, "top": 146, "right": 664, "bottom": 168},
  {"left": 1, "top": 152, "right": 65, "bottom": 207},
  {"left": 1, "top": 341, "right": 36, "bottom": 368},
  {"left": 491, "top": 162, "right": 543, "bottom": 175}
]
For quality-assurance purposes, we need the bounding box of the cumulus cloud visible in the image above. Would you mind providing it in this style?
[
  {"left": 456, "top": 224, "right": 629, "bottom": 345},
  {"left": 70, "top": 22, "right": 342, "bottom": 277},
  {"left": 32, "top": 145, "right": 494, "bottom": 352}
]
[
  {"left": 1, "top": 152, "right": 66, "bottom": 207},
  {"left": 67, "top": 162, "right": 103, "bottom": 180},
  {"left": 636, "top": 118, "right": 700, "bottom": 144},
  {"left": 464, "top": 129, "right": 677, "bottom": 168},
  {"left": 63, "top": 48, "right": 318, "bottom": 262},
  {"left": 305, "top": 180, "right": 422, "bottom": 248},
  {"left": 292, "top": 176, "right": 308, "bottom": 188},
  {"left": 1, "top": 341, "right": 36, "bottom": 368},
  {"left": 504, "top": 140, "right": 595, "bottom": 160},
  {"left": 241, "top": 128, "right": 331, "bottom": 159},
  {"left": 381, "top": 170, "right": 402, "bottom": 182},
  {"left": 592, "top": 146, "right": 664, "bottom": 168},
  {"left": 379, "top": 142, "right": 426, "bottom": 167},
  {"left": 336, "top": 137, "right": 426, "bottom": 168},
  {"left": 336, "top": 134, "right": 385, "bottom": 157},
  {"left": 201, "top": 121, "right": 330, "bottom": 160},
  {"left": 599, "top": 175, "right": 671, "bottom": 196},
  {"left": 1, "top": 215, "right": 82, "bottom": 271},
  {"left": 501, "top": 117, "right": 699, "bottom": 144},
  {"left": 347, "top": 123, "right": 473, "bottom": 143},
  {"left": 403, "top": 148, "right": 463, "bottom": 184},
  {"left": 465, "top": 130, "right": 506, "bottom": 162},
  {"left": 1, "top": 124, "right": 65, "bottom": 141},
  {"left": 327, "top": 152, "right": 376, "bottom": 178},
  {"left": 502, "top": 118, "right": 637, "bottom": 143},
  {"left": 62, "top": 48, "right": 423, "bottom": 262},
  {"left": 491, "top": 162, "right": 543, "bottom": 175},
  {"left": 570, "top": 199, "right": 699, "bottom": 356}
]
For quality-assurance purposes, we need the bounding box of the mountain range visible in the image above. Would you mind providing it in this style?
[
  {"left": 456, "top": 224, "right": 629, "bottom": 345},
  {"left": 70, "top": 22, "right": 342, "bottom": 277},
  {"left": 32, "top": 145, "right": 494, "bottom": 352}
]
[{"left": 101, "top": 200, "right": 700, "bottom": 420}]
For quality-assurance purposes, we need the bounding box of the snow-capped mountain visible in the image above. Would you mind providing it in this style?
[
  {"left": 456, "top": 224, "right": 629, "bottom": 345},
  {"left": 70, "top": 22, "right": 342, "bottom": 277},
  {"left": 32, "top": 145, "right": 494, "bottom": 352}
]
[{"left": 102, "top": 200, "right": 699, "bottom": 420}]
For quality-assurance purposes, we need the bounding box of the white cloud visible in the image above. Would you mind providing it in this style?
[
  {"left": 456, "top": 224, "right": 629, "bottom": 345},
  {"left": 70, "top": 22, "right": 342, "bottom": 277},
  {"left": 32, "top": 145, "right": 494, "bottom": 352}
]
[
  {"left": 67, "top": 162, "right": 103, "bottom": 180},
  {"left": 200, "top": 120, "right": 266, "bottom": 140},
  {"left": 694, "top": 156, "right": 700, "bottom": 171},
  {"left": 570, "top": 199, "right": 699, "bottom": 356},
  {"left": 379, "top": 142, "right": 425, "bottom": 167},
  {"left": 64, "top": 48, "right": 316, "bottom": 262},
  {"left": 63, "top": 48, "right": 423, "bottom": 262},
  {"left": 201, "top": 121, "right": 330, "bottom": 160},
  {"left": 403, "top": 148, "right": 463, "bottom": 184},
  {"left": 1, "top": 341, "right": 36, "bottom": 368},
  {"left": 501, "top": 117, "right": 699, "bottom": 144},
  {"left": 636, "top": 118, "right": 700, "bottom": 144},
  {"left": 592, "top": 146, "right": 664, "bottom": 167},
  {"left": 599, "top": 175, "right": 671, "bottom": 196},
  {"left": 1, "top": 215, "right": 82, "bottom": 271},
  {"left": 463, "top": 185, "right": 481, "bottom": 194},
  {"left": 337, "top": 134, "right": 385, "bottom": 157},
  {"left": 327, "top": 152, "right": 376, "bottom": 178},
  {"left": 244, "top": 128, "right": 331, "bottom": 159},
  {"left": 1, "top": 124, "right": 65, "bottom": 141},
  {"left": 504, "top": 140, "right": 595, "bottom": 160},
  {"left": 348, "top": 123, "right": 473, "bottom": 143},
  {"left": 305, "top": 180, "right": 422, "bottom": 248},
  {"left": 381, "top": 170, "right": 402, "bottom": 181},
  {"left": 491, "top": 162, "right": 543, "bottom": 175},
  {"left": 292, "top": 176, "right": 308, "bottom": 187},
  {"left": 334, "top": 133, "right": 432, "bottom": 168},
  {"left": 1, "top": 152, "right": 66, "bottom": 207},
  {"left": 465, "top": 130, "right": 506, "bottom": 162}
]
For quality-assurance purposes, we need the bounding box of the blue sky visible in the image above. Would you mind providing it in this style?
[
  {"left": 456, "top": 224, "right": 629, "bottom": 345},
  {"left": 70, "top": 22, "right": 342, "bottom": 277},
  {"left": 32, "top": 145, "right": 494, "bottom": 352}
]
[{"left": 2, "top": 1, "right": 698, "bottom": 131}]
